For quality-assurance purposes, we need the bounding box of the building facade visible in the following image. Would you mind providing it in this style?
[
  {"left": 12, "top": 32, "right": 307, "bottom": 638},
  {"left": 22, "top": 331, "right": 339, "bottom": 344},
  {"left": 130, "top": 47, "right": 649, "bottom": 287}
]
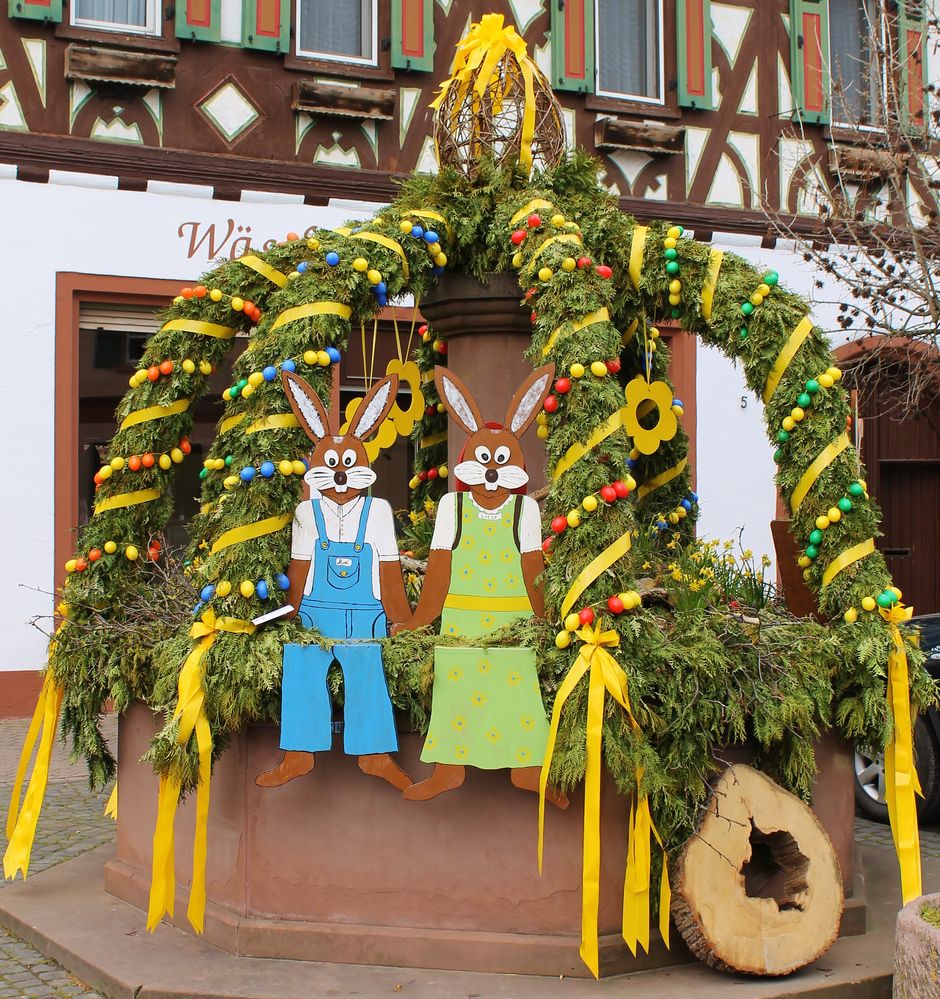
[{"left": 0, "top": 0, "right": 935, "bottom": 701}]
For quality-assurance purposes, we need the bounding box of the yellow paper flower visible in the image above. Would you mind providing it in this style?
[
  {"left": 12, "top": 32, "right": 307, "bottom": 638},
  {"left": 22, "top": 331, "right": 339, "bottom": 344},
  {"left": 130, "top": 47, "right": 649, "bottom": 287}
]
[{"left": 623, "top": 377, "right": 678, "bottom": 455}]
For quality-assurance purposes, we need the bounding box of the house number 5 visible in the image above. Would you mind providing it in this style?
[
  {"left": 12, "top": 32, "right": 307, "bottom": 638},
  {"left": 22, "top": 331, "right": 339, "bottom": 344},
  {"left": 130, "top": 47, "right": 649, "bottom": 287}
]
[{"left": 740, "top": 396, "right": 748, "bottom": 409}]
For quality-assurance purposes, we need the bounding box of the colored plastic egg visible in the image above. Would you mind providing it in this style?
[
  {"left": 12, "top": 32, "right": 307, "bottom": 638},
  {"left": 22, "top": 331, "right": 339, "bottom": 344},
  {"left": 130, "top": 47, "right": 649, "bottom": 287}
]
[
  {"left": 240, "top": 580, "right": 255, "bottom": 598},
  {"left": 260, "top": 461, "right": 275, "bottom": 478},
  {"left": 256, "top": 580, "right": 269, "bottom": 600},
  {"left": 325, "top": 252, "right": 340, "bottom": 266}
]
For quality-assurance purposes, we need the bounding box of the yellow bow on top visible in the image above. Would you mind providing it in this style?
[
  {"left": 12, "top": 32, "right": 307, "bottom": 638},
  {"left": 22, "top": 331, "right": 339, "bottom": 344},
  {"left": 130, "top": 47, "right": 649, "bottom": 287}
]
[
  {"left": 431, "top": 13, "right": 539, "bottom": 174},
  {"left": 538, "top": 621, "right": 669, "bottom": 978},
  {"left": 879, "top": 602, "right": 923, "bottom": 906}
]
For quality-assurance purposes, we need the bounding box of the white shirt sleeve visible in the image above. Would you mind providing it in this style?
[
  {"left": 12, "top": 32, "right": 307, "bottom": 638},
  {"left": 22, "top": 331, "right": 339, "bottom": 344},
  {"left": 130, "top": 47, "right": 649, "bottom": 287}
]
[
  {"left": 290, "top": 502, "right": 317, "bottom": 560},
  {"left": 367, "top": 499, "right": 401, "bottom": 562},
  {"left": 517, "top": 495, "right": 543, "bottom": 554},
  {"left": 429, "top": 492, "right": 458, "bottom": 551}
]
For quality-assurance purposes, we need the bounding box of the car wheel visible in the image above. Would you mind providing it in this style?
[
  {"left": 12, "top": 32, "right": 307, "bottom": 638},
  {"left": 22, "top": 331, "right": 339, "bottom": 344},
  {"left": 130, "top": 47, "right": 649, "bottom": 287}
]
[{"left": 854, "top": 717, "right": 940, "bottom": 823}]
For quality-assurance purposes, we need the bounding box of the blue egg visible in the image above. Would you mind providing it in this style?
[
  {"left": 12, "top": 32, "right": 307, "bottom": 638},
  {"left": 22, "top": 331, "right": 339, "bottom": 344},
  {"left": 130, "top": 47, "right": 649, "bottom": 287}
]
[
  {"left": 626, "top": 458, "right": 636, "bottom": 470},
  {"left": 680, "top": 499, "right": 692, "bottom": 512},
  {"left": 260, "top": 461, "right": 275, "bottom": 478},
  {"left": 690, "top": 492, "right": 699, "bottom": 503},
  {"left": 298, "top": 457, "right": 309, "bottom": 470},
  {"left": 326, "top": 347, "right": 341, "bottom": 363},
  {"left": 377, "top": 295, "right": 387, "bottom": 307},
  {"left": 376, "top": 281, "right": 387, "bottom": 294},
  {"left": 256, "top": 580, "right": 269, "bottom": 600},
  {"left": 325, "top": 251, "right": 340, "bottom": 266},
  {"left": 200, "top": 585, "right": 215, "bottom": 601},
  {"left": 673, "top": 398, "right": 683, "bottom": 408},
  {"left": 193, "top": 601, "right": 205, "bottom": 615},
  {"left": 297, "top": 261, "right": 308, "bottom": 273},
  {"left": 281, "top": 359, "right": 296, "bottom": 372},
  {"left": 656, "top": 521, "right": 667, "bottom": 532},
  {"left": 424, "top": 230, "right": 439, "bottom": 243},
  {"left": 432, "top": 265, "right": 444, "bottom": 275},
  {"left": 276, "top": 573, "right": 290, "bottom": 590},
  {"left": 240, "top": 466, "right": 255, "bottom": 482},
  {"left": 411, "top": 225, "right": 424, "bottom": 238},
  {"left": 262, "top": 366, "right": 277, "bottom": 382}
]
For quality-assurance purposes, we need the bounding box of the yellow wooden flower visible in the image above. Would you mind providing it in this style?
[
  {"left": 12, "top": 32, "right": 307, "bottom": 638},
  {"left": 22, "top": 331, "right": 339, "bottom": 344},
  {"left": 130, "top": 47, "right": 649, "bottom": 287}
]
[{"left": 623, "top": 377, "right": 678, "bottom": 455}]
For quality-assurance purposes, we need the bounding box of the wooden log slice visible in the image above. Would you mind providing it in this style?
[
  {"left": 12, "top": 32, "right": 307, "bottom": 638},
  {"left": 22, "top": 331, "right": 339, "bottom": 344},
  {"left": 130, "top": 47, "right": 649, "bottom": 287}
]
[{"left": 670, "top": 764, "right": 844, "bottom": 976}]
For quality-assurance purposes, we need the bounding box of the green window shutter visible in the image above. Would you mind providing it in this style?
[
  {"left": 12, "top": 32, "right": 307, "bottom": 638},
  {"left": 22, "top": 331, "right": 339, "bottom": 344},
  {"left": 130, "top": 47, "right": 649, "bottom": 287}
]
[
  {"left": 550, "top": 0, "right": 595, "bottom": 93},
  {"left": 676, "top": 0, "right": 713, "bottom": 109},
  {"left": 898, "top": 0, "right": 927, "bottom": 129},
  {"left": 391, "top": 0, "right": 434, "bottom": 72},
  {"left": 8, "top": 0, "right": 61, "bottom": 22},
  {"left": 789, "top": 0, "right": 830, "bottom": 125},
  {"left": 242, "top": 0, "right": 289, "bottom": 52},
  {"left": 176, "top": 0, "right": 220, "bottom": 42}
]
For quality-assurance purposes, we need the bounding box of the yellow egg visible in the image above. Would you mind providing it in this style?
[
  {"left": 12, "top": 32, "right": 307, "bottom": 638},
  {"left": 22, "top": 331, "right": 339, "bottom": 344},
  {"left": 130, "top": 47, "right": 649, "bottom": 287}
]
[
  {"left": 99, "top": 465, "right": 112, "bottom": 481},
  {"left": 292, "top": 460, "right": 307, "bottom": 475},
  {"left": 590, "top": 361, "right": 608, "bottom": 378},
  {"left": 750, "top": 292, "right": 764, "bottom": 307},
  {"left": 104, "top": 541, "right": 117, "bottom": 554},
  {"left": 797, "top": 555, "right": 811, "bottom": 568},
  {"left": 303, "top": 350, "right": 317, "bottom": 365},
  {"left": 216, "top": 580, "right": 232, "bottom": 597},
  {"left": 171, "top": 448, "right": 184, "bottom": 463},
  {"left": 512, "top": 253, "right": 523, "bottom": 268},
  {"left": 564, "top": 613, "right": 581, "bottom": 632},
  {"left": 367, "top": 269, "right": 382, "bottom": 285},
  {"left": 317, "top": 351, "right": 331, "bottom": 366},
  {"left": 231, "top": 297, "right": 244, "bottom": 311},
  {"left": 844, "top": 607, "right": 858, "bottom": 623},
  {"left": 288, "top": 271, "right": 300, "bottom": 281},
  {"left": 538, "top": 266, "right": 553, "bottom": 282},
  {"left": 782, "top": 417, "right": 796, "bottom": 432},
  {"left": 669, "top": 280, "right": 682, "bottom": 294},
  {"left": 409, "top": 475, "right": 421, "bottom": 489},
  {"left": 241, "top": 383, "right": 254, "bottom": 397},
  {"left": 625, "top": 475, "right": 637, "bottom": 491},
  {"left": 438, "top": 466, "right": 448, "bottom": 478},
  {"left": 827, "top": 507, "right": 841, "bottom": 522},
  {"left": 307, "top": 238, "right": 320, "bottom": 249},
  {"left": 158, "top": 454, "right": 172, "bottom": 470},
  {"left": 668, "top": 512, "right": 679, "bottom": 524},
  {"left": 279, "top": 460, "right": 293, "bottom": 476},
  {"left": 125, "top": 546, "right": 139, "bottom": 561},
  {"left": 566, "top": 510, "right": 581, "bottom": 528},
  {"left": 353, "top": 257, "right": 368, "bottom": 272},
  {"left": 434, "top": 253, "right": 447, "bottom": 266},
  {"left": 436, "top": 403, "right": 445, "bottom": 413},
  {"left": 650, "top": 326, "right": 660, "bottom": 339},
  {"left": 668, "top": 294, "right": 681, "bottom": 306},
  {"left": 224, "top": 476, "right": 238, "bottom": 489},
  {"left": 199, "top": 360, "right": 212, "bottom": 375},
  {"left": 248, "top": 372, "right": 264, "bottom": 387},
  {"left": 65, "top": 559, "right": 77, "bottom": 573},
  {"left": 110, "top": 456, "right": 125, "bottom": 471},
  {"left": 240, "top": 580, "right": 255, "bottom": 598},
  {"left": 677, "top": 506, "right": 687, "bottom": 518},
  {"left": 757, "top": 283, "right": 771, "bottom": 297},
  {"left": 182, "top": 359, "right": 196, "bottom": 374},
  {"left": 561, "top": 257, "right": 576, "bottom": 272},
  {"left": 815, "top": 515, "right": 830, "bottom": 530},
  {"left": 828, "top": 366, "right": 842, "bottom": 381},
  {"left": 663, "top": 237, "right": 677, "bottom": 250},
  {"left": 667, "top": 226, "right": 682, "bottom": 239},
  {"left": 630, "top": 448, "right": 640, "bottom": 460},
  {"left": 536, "top": 425, "right": 549, "bottom": 440},
  {"left": 582, "top": 495, "right": 598, "bottom": 512},
  {"left": 536, "top": 412, "right": 547, "bottom": 426},
  {"left": 209, "top": 288, "right": 223, "bottom": 302},
  {"left": 555, "top": 631, "right": 571, "bottom": 649},
  {"left": 791, "top": 407, "right": 805, "bottom": 422},
  {"left": 422, "top": 331, "right": 431, "bottom": 342},
  {"left": 818, "top": 373, "right": 833, "bottom": 389},
  {"left": 570, "top": 363, "right": 585, "bottom": 378},
  {"left": 399, "top": 220, "right": 412, "bottom": 233},
  {"left": 128, "top": 374, "right": 137, "bottom": 388},
  {"left": 861, "top": 596, "right": 876, "bottom": 612},
  {"left": 889, "top": 586, "right": 903, "bottom": 599},
  {"left": 551, "top": 214, "right": 565, "bottom": 226}
]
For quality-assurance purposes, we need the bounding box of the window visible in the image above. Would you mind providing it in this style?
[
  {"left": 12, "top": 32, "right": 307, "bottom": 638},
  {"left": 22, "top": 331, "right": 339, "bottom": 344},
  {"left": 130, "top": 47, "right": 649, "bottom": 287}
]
[
  {"left": 71, "top": 0, "right": 160, "bottom": 34},
  {"left": 595, "top": 0, "right": 663, "bottom": 103},
  {"left": 296, "top": 0, "right": 376, "bottom": 64},
  {"left": 829, "top": 0, "right": 880, "bottom": 124}
]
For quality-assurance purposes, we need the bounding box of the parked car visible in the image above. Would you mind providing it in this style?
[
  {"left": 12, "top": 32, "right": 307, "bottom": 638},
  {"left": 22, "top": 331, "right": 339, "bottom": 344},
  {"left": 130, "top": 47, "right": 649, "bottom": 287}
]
[{"left": 855, "top": 612, "right": 940, "bottom": 822}]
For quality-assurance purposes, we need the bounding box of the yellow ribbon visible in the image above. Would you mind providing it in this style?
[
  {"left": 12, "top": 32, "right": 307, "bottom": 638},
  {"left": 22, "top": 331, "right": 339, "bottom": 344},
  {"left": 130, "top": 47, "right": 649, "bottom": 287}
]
[
  {"left": 629, "top": 226, "right": 648, "bottom": 291},
  {"left": 509, "top": 199, "right": 554, "bottom": 227},
  {"left": 443, "top": 594, "right": 532, "bottom": 612},
  {"left": 538, "top": 623, "right": 668, "bottom": 977},
  {"left": 148, "top": 611, "right": 256, "bottom": 933},
  {"left": 637, "top": 459, "right": 689, "bottom": 501},
  {"left": 104, "top": 784, "right": 118, "bottom": 820},
  {"left": 790, "top": 432, "right": 850, "bottom": 514},
  {"left": 159, "top": 319, "right": 236, "bottom": 340},
  {"left": 219, "top": 413, "right": 246, "bottom": 436},
  {"left": 209, "top": 514, "right": 292, "bottom": 555},
  {"left": 119, "top": 398, "right": 190, "bottom": 431},
  {"left": 246, "top": 413, "right": 299, "bottom": 434},
  {"left": 700, "top": 249, "right": 724, "bottom": 321},
  {"left": 420, "top": 431, "right": 447, "bottom": 449},
  {"left": 271, "top": 301, "right": 352, "bottom": 332},
  {"left": 527, "top": 233, "right": 583, "bottom": 271},
  {"left": 763, "top": 316, "right": 814, "bottom": 403},
  {"left": 880, "top": 604, "right": 922, "bottom": 906},
  {"left": 236, "top": 254, "right": 288, "bottom": 288},
  {"left": 560, "top": 532, "right": 632, "bottom": 620},
  {"left": 4, "top": 672, "right": 63, "bottom": 880},
  {"left": 542, "top": 308, "right": 611, "bottom": 358},
  {"left": 400, "top": 209, "right": 455, "bottom": 243},
  {"left": 93, "top": 487, "right": 161, "bottom": 515},
  {"left": 621, "top": 318, "right": 639, "bottom": 347},
  {"left": 821, "top": 538, "right": 876, "bottom": 588},
  {"left": 552, "top": 405, "right": 627, "bottom": 480},
  {"left": 432, "top": 14, "right": 540, "bottom": 173},
  {"left": 349, "top": 232, "right": 410, "bottom": 280}
]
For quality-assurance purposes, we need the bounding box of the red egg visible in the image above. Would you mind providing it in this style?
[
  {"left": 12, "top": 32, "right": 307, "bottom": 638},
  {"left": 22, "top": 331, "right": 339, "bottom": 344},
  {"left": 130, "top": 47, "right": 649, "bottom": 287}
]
[
  {"left": 554, "top": 377, "right": 571, "bottom": 395},
  {"left": 527, "top": 213, "right": 541, "bottom": 228},
  {"left": 286, "top": 231, "right": 300, "bottom": 241},
  {"left": 551, "top": 516, "right": 568, "bottom": 535},
  {"left": 93, "top": 472, "right": 103, "bottom": 485},
  {"left": 524, "top": 288, "right": 536, "bottom": 302},
  {"left": 437, "top": 342, "right": 447, "bottom": 355},
  {"left": 142, "top": 453, "right": 155, "bottom": 468},
  {"left": 418, "top": 470, "right": 428, "bottom": 481},
  {"left": 612, "top": 480, "right": 629, "bottom": 499},
  {"left": 88, "top": 548, "right": 102, "bottom": 562},
  {"left": 578, "top": 607, "right": 595, "bottom": 626},
  {"left": 511, "top": 230, "right": 527, "bottom": 245},
  {"left": 74, "top": 557, "right": 88, "bottom": 572},
  {"left": 418, "top": 324, "right": 428, "bottom": 335},
  {"left": 180, "top": 438, "right": 192, "bottom": 455},
  {"left": 596, "top": 264, "right": 613, "bottom": 279},
  {"left": 607, "top": 595, "right": 625, "bottom": 615},
  {"left": 530, "top": 311, "right": 537, "bottom": 323},
  {"left": 159, "top": 360, "right": 174, "bottom": 376},
  {"left": 543, "top": 395, "right": 558, "bottom": 414},
  {"left": 577, "top": 256, "right": 592, "bottom": 269},
  {"left": 181, "top": 287, "right": 194, "bottom": 299},
  {"left": 542, "top": 537, "right": 553, "bottom": 553},
  {"left": 427, "top": 467, "right": 439, "bottom": 480},
  {"left": 194, "top": 285, "right": 207, "bottom": 298},
  {"left": 606, "top": 358, "right": 621, "bottom": 374},
  {"left": 600, "top": 485, "right": 617, "bottom": 503},
  {"left": 128, "top": 456, "right": 141, "bottom": 471},
  {"left": 147, "top": 366, "right": 160, "bottom": 382}
]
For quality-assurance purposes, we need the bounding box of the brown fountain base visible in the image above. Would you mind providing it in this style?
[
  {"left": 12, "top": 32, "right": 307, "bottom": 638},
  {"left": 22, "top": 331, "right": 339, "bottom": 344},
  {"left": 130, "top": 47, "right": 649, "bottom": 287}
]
[{"left": 105, "top": 705, "right": 864, "bottom": 978}]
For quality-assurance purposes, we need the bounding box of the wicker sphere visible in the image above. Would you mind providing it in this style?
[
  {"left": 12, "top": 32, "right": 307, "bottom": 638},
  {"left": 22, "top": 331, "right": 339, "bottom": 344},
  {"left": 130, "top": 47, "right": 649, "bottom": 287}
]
[{"left": 433, "top": 47, "right": 566, "bottom": 180}]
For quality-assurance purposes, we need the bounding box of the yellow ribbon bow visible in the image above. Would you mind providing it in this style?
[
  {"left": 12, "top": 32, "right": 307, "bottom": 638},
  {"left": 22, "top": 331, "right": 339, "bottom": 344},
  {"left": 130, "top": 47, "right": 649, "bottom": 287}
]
[
  {"left": 147, "top": 610, "right": 255, "bottom": 934},
  {"left": 538, "top": 622, "right": 669, "bottom": 978},
  {"left": 879, "top": 602, "right": 923, "bottom": 906},
  {"left": 431, "top": 14, "right": 539, "bottom": 174}
]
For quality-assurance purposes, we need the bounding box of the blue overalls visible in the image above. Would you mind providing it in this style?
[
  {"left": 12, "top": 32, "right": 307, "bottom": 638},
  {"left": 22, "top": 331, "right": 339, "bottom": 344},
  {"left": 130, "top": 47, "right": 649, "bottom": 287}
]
[{"left": 279, "top": 496, "right": 399, "bottom": 756}]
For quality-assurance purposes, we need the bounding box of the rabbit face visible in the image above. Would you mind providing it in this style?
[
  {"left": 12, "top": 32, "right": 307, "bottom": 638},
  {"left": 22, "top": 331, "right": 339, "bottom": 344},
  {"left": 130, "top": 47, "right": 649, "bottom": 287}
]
[
  {"left": 305, "top": 437, "right": 377, "bottom": 500},
  {"left": 455, "top": 432, "right": 528, "bottom": 496}
]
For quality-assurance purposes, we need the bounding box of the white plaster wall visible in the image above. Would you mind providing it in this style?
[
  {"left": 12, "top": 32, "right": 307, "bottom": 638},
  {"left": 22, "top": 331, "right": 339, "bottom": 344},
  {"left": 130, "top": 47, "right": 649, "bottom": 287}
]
[{"left": 0, "top": 177, "right": 380, "bottom": 672}]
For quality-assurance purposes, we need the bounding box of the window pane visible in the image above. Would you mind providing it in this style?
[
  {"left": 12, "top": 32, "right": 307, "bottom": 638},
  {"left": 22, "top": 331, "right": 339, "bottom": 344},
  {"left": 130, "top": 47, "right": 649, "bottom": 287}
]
[
  {"left": 597, "top": 0, "right": 660, "bottom": 99},
  {"left": 830, "top": 0, "right": 875, "bottom": 121},
  {"left": 75, "top": 0, "right": 147, "bottom": 26},
  {"left": 300, "top": 0, "right": 370, "bottom": 59}
]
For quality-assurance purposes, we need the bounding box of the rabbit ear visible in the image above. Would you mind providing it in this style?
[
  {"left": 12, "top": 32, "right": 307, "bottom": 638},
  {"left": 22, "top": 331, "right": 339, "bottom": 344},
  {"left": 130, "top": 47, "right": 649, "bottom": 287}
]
[
  {"left": 351, "top": 374, "right": 399, "bottom": 441},
  {"left": 282, "top": 370, "right": 331, "bottom": 443},
  {"left": 505, "top": 363, "right": 555, "bottom": 437},
  {"left": 434, "top": 366, "right": 482, "bottom": 436}
]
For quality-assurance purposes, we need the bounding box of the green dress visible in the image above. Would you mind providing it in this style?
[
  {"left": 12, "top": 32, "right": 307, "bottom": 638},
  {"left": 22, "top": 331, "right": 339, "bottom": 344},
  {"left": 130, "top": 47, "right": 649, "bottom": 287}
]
[{"left": 421, "top": 494, "right": 551, "bottom": 769}]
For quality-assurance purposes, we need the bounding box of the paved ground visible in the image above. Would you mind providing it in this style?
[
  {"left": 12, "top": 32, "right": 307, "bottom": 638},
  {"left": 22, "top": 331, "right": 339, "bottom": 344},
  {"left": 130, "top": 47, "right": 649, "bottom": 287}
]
[{"left": 0, "top": 712, "right": 935, "bottom": 998}]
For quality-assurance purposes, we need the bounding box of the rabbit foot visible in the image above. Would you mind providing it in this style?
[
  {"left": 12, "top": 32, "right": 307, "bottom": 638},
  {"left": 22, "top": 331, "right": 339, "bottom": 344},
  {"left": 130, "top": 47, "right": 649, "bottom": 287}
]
[
  {"left": 511, "top": 766, "right": 569, "bottom": 810},
  {"left": 403, "top": 764, "right": 466, "bottom": 800},
  {"left": 255, "top": 751, "right": 315, "bottom": 788},
  {"left": 358, "top": 753, "right": 412, "bottom": 791}
]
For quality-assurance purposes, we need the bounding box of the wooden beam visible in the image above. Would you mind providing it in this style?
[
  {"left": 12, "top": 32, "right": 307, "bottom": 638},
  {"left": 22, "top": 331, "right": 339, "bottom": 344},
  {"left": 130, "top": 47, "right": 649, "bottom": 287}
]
[
  {"left": 65, "top": 44, "right": 177, "bottom": 88},
  {"left": 292, "top": 80, "right": 395, "bottom": 120}
]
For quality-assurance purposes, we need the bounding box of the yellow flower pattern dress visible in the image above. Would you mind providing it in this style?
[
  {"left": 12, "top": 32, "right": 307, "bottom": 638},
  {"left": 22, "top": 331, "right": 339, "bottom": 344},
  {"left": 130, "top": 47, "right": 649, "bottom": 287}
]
[{"left": 421, "top": 494, "right": 550, "bottom": 769}]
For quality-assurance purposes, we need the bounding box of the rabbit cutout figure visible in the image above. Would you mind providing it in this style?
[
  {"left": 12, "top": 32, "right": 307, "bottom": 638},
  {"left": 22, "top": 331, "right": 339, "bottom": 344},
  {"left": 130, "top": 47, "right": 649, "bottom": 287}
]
[
  {"left": 256, "top": 370, "right": 413, "bottom": 792},
  {"left": 399, "top": 365, "right": 568, "bottom": 808}
]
